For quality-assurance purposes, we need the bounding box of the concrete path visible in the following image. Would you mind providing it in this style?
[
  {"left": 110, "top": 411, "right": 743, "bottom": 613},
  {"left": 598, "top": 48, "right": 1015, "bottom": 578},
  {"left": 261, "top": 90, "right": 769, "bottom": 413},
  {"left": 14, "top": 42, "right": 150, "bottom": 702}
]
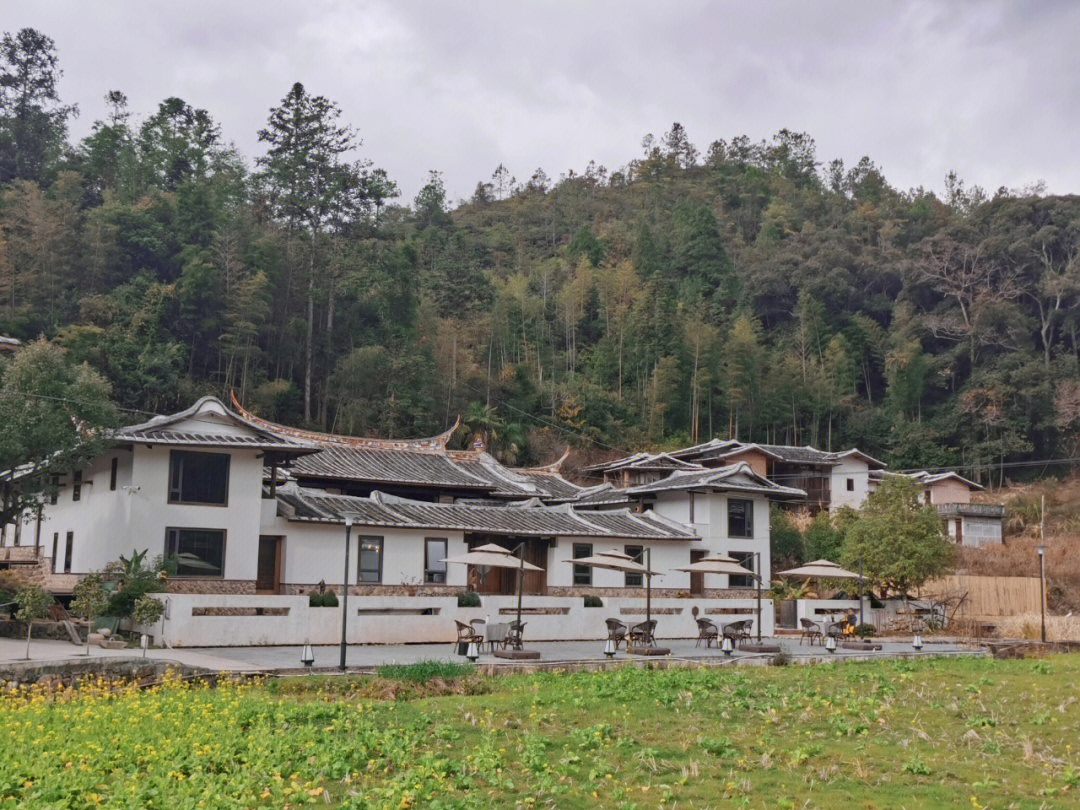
[
  {"left": 1, "top": 635, "right": 982, "bottom": 677},
  {"left": 0, "top": 636, "right": 264, "bottom": 673},
  {"left": 183, "top": 637, "right": 981, "bottom": 671}
]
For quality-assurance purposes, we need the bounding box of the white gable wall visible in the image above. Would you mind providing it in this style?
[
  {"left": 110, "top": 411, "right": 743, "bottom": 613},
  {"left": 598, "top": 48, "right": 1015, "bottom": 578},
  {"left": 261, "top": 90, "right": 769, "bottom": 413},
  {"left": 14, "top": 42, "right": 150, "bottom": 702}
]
[
  {"left": 650, "top": 489, "right": 771, "bottom": 588},
  {"left": 829, "top": 457, "right": 870, "bottom": 510}
]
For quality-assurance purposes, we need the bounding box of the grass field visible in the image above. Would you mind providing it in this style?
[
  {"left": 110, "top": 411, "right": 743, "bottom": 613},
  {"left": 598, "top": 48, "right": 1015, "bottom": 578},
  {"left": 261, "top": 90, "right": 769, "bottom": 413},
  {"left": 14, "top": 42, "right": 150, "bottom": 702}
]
[{"left": 2, "top": 655, "right": 1079, "bottom": 809}]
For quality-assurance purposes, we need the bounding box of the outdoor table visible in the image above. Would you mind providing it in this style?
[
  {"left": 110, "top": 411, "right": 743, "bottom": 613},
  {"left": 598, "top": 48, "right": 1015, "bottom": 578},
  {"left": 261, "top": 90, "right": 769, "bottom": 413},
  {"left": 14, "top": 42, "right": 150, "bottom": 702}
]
[{"left": 482, "top": 621, "right": 511, "bottom": 650}]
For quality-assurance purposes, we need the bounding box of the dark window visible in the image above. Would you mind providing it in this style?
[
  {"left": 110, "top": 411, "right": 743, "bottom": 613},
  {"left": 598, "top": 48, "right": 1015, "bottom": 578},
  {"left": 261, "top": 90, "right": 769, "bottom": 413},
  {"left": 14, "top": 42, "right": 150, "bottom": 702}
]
[
  {"left": 729, "top": 551, "right": 755, "bottom": 588},
  {"left": 51, "top": 533, "right": 58, "bottom": 573},
  {"left": 169, "top": 451, "right": 229, "bottom": 506},
  {"left": 573, "top": 543, "right": 593, "bottom": 586},
  {"left": 625, "top": 545, "right": 643, "bottom": 587},
  {"left": 110, "top": 458, "right": 119, "bottom": 491},
  {"left": 846, "top": 477, "right": 854, "bottom": 492},
  {"left": 166, "top": 528, "right": 225, "bottom": 577},
  {"left": 727, "top": 498, "right": 753, "bottom": 538},
  {"left": 64, "top": 531, "right": 73, "bottom": 573},
  {"left": 72, "top": 470, "right": 82, "bottom": 502},
  {"left": 424, "top": 538, "right": 447, "bottom": 584},
  {"left": 13, "top": 520, "right": 20, "bottom": 546},
  {"left": 688, "top": 491, "right": 696, "bottom": 523},
  {"left": 358, "top": 536, "right": 383, "bottom": 584}
]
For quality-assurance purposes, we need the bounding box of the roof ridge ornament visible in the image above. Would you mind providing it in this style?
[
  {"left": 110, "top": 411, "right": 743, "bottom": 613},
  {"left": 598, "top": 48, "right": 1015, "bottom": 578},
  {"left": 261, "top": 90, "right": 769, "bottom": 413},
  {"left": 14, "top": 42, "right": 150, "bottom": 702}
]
[{"left": 229, "top": 390, "right": 461, "bottom": 452}]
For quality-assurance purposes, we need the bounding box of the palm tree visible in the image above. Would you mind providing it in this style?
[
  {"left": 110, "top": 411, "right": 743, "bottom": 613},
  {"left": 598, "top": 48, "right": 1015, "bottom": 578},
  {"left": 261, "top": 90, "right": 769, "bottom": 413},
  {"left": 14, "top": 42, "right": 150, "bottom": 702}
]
[{"left": 461, "top": 401, "right": 504, "bottom": 452}]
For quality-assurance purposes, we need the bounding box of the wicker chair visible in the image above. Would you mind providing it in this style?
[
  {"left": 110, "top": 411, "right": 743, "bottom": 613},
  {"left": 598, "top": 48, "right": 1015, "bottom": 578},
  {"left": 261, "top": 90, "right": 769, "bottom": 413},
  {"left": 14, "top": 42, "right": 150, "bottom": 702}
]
[
  {"left": 799, "top": 618, "right": 823, "bottom": 646},
  {"left": 505, "top": 620, "right": 526, "bottom": 650},
  {"left": 695, "top": 618, "right": 719, "bottom": 648},
  {"left": 628, "top": 619, "right": 657, "bottom": 646},
  {"left": 605, "top": 618, "right": 628, "bottom": 650},
  {"left": 453, "top": 620, "right": 482, "bottom": 653}
]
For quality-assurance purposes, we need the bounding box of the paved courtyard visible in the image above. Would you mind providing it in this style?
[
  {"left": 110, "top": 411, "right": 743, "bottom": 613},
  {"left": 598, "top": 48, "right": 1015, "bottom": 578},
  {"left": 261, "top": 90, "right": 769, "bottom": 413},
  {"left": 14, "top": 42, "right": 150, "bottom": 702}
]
[
  {"left": 1, "top": 635, "right": 983, "bottom": 675},
  {"left": 183, "top": 636, "right": 981, "bottom": 671}
]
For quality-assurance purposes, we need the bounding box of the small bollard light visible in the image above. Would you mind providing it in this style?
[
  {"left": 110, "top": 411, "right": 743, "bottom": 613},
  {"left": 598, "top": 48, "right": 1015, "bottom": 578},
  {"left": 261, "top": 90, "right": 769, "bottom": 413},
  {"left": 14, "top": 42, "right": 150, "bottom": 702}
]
[
  {"left": 825, "top": 635, "right": 837, "bottom": 654},
  {"left": 912, "top": 634, "right": 923, "bottom": 652},
  {"left": 603, "top": 638, "right": 616, "bottom": 658},
  {"left": 466, "top": 640, "right": 480, "bottom": 662},
  {"left": 721, "top": 636, "right": 734, "bottom": 657},
  {"left": 301, "top": 642, "right": 315, "bottom": 667}
]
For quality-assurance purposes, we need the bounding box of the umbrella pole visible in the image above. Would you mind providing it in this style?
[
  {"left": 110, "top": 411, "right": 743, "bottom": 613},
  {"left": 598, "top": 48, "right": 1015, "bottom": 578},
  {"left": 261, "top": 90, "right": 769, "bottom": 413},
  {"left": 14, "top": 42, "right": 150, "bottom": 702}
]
[
  {"left": 755, "top": 551, "right": 762, "bottom": 643},
  {"left": 646, "top": 547, "right": 652, "bottom": 646},
  {"left": 515, "top": 542, "right": 525, "bottom": 650}
]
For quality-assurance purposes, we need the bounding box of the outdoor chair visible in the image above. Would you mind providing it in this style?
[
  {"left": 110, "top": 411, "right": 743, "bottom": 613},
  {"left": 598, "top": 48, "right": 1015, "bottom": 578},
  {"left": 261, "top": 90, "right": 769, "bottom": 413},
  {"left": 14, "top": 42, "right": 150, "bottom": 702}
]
[
  {"left": 826, "top": 620, "right": 847, "bottom": 639},
  {"left": 695, "top": 618, "right": 719, "bottom": 648},
  {"left": 605, "top": 618, "right": 628, "bottom": 650},
  {"left": 505, "top": 620, "right": 526, "bottom": 650},
  {"left": 453, "top": 620, "right": 483, "bottom": 653},
  {"left": 799, "top": 618, "right": 823, "bottom": 646},
  {"left": 628, "top": 620, "right": 657, "bottom": 646}
]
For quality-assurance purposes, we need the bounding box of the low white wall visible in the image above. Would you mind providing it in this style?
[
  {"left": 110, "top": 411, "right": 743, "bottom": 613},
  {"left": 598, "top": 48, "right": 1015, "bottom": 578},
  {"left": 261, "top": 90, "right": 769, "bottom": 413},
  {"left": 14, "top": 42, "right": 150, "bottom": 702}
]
[
  {"left": 154, "top": 593, "right": 774, "bottom": 647},
  {"left": 797, "top": 598, "right": 867, "bottom": 626}
]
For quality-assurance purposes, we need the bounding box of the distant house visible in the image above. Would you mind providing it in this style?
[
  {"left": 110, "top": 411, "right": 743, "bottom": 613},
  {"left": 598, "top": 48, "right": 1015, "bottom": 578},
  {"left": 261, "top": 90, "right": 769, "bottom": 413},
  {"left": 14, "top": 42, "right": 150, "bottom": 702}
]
[
  {"left": 585, "top": 440, "right": 885, "bottom": 512},
  {"left": 586, "top": 439, "right": 1004, "bottom": 547},
  {"left": 0, "top": 336, "right": 22, "bottom": 355},
  {"left": 871, "top": 470, "right": 1004, "bottom": 547}
]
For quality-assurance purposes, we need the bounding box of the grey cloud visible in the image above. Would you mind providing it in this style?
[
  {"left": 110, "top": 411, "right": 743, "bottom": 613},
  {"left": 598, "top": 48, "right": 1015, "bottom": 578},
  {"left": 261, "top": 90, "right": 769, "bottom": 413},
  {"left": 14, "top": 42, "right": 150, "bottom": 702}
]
[{"left": 5, "top": 0, "right": 1076, "bottom": 201}]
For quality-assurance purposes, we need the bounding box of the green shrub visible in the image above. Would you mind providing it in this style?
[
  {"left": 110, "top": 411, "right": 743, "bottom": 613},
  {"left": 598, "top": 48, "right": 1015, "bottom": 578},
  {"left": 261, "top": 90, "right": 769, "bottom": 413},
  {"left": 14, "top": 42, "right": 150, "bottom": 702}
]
[
  {"left": 376, "top": 661, "right": 474, "bottom": 682},
  {"left": 854, "top": 623, "right": 876, "bottom": 638},
  {"left": 309, "top": 591, "right": 339, "bottom": 607},
  {"left": 583, "top": 595, "right": 603, "bottom": 608},
  {"left": 770, "top": 649, "right": 792, "bottom": 667},
  {"left": 457, "top": 591, "right": 481, "bottom": 607}
]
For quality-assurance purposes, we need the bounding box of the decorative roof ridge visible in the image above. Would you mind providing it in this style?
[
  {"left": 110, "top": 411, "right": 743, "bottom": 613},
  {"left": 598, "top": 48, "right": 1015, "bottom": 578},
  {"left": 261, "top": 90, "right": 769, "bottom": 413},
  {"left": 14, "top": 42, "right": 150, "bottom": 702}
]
[
  {"left": 229, "top": 390, "right": 460, "bottom": 453},
  {"left": 516, "top": 447, "right": 571, "bottom": 474}
]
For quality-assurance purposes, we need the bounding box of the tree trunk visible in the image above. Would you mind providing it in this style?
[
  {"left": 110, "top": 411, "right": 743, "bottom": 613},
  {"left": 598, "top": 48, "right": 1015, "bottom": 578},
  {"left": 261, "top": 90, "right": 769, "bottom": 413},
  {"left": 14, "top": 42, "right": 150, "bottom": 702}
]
[{"left": 24, "top": 622, "right": 32, "bottom": 660}]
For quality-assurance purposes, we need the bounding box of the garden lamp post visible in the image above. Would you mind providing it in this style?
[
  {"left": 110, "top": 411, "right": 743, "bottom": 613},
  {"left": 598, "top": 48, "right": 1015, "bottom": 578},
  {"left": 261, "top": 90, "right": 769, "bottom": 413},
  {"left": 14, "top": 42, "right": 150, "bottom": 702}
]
[
  {"left": 339, "top": 515, "right": 353, "bottom": 671},
  {"left": 1036, "top": 545, "right": 1046, "bottom": 643}
]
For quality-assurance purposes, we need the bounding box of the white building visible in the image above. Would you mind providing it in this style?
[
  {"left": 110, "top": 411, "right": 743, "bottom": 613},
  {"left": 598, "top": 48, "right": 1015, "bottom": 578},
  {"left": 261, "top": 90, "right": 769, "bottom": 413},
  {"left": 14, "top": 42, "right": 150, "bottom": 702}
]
[{"left": 1, "top": 396, "right": 809, "bottom": 644}]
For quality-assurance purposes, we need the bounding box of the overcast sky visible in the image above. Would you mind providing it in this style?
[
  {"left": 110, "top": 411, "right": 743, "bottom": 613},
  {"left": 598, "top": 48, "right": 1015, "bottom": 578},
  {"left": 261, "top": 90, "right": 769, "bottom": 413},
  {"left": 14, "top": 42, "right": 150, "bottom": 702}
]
[{"left": 7, "top": 1, "right": 1079, "bottom": 203}]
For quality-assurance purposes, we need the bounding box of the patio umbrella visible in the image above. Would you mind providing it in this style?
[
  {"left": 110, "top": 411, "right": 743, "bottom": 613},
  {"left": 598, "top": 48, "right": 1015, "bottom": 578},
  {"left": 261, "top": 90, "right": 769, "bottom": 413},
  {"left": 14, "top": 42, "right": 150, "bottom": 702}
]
[
  {"left": 776, "top": 559, "right": 862, "bottom": 581},
  {"left": 567, "top": 549, "right": 661, "bottom": 646},
  {"left": 675, "top": 553, "right": 763, "bottom": 642},
  {"left": 777, "top": 559, "right": 865, "bottom": 632},
  {"left": 443, "top": 543, "right": 543, "bottom": 647}
]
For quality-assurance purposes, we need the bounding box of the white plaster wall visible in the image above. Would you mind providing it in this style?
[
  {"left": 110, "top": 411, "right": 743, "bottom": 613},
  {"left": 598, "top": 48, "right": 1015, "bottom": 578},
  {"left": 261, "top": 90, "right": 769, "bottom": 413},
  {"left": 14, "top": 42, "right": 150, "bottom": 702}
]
[
  {"left": 829, "top": 457, "right": 870, "bottom": 510},
  {"left": 651, "top": 491, "right": 771, "bottom": 588},
  {"left": 544, "top": 534, "right": 698, "bottom": 591},
  {"left": 269, "top": 518, "right": 468, "bottom": 588},
  {"left": 154, "top": 593, "right": 773, "bottom": 646},
  {"left": 32, "top": 445, "right": 265, "bottom": 580}
]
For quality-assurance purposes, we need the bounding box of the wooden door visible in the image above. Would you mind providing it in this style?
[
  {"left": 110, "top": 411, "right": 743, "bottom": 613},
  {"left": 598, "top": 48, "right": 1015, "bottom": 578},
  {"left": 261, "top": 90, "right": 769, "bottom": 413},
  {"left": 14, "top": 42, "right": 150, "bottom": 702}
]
[
  {"left": 689, "top": 549, "right": 707, "bottom": 595},
  {"left": 255, "top": 536, "right": 282, "bottom": 594}
]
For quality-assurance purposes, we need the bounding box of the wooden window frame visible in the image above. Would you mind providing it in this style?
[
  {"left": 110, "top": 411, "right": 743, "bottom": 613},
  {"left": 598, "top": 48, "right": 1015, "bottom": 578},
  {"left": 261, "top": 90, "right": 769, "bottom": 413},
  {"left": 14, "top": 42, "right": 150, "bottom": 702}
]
[
  {"left": 424, "top": 537, "right": 448, "bottom": 584},
  {"left": 572, "top": 542, "right": 593, "bottom": 586},
  {"left": 165, "top": 527, "right": 227, "bottom": 579},
  {"left": 358, "top": 535, "right": 384, "bottom": 584},
  {"left": 168, "top": 450, "right": 230, "bottom": 507}
]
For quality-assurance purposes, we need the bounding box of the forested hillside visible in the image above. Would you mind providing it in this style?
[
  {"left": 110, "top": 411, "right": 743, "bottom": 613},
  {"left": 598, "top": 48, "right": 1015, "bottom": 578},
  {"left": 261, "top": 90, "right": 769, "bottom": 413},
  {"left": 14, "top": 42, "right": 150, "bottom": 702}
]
[{"left": 2, "top": 28, "right": 1079, "bottom": 482}]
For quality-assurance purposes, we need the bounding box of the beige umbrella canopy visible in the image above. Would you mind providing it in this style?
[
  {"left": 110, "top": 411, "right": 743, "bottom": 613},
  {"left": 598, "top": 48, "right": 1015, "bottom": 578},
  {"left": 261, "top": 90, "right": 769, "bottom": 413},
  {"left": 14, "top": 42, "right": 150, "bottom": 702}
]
[
  {"left": 568, "top": 549, "right": 661, "bottom": 646},
  {"left": 674, "top": 553, "right": 756, "bottom": 579},
  {"left": 566, "top": 548, "right": 659, "bottom": 576},
  {"left": 443, "top": 543, "right": 543, "bottom": 571},
  {"left": 776, "top": 559, "right": 861, "bottom": 581},
  {"left": 443, "top": 543, "right": 545, "bottom": 648}
]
